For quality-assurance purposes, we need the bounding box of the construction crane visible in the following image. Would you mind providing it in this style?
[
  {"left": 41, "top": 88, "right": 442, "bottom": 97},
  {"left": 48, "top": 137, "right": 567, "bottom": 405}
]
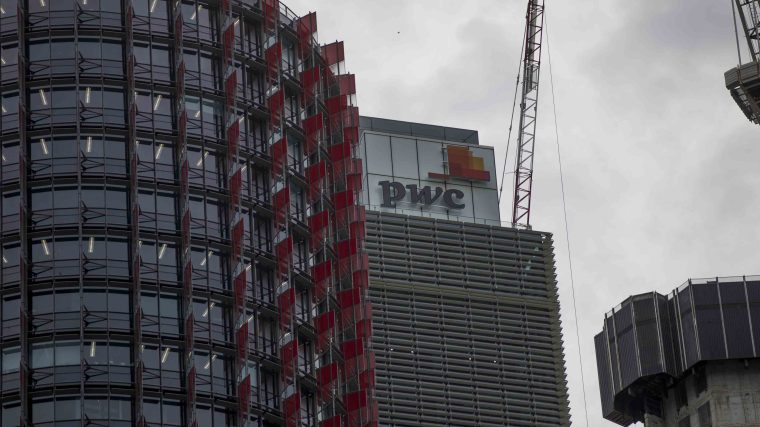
[
  {"left": 726, "top": 0, "right": 760, "bottom": 124},
  {"left": 511, "top": 0, "right": 545, "bottom": 228}
]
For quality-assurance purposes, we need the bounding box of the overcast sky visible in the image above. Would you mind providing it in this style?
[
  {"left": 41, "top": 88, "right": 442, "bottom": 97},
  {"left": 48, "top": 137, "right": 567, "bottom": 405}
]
[{"left": 285, "top": 1, "right": 760, "bottom": 425}]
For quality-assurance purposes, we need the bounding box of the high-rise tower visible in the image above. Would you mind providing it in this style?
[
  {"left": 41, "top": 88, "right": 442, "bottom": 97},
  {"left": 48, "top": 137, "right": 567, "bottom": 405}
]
[{"left": 0, "top": 1, "right": 375, "bottom": 426}]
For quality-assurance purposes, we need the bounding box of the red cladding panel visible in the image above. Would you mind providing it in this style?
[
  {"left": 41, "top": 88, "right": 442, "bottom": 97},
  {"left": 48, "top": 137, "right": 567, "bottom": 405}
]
[
  {"left": 265, "top": 42, "right": 282, "bottom": 79},
  {"left": 326, "top": 95, "right": 348, "bottom": 116},
  {"left": 336, "top": 74, "right": 356, "bottom": 96},
  {"left": 183, "top": 263, "right": 193, "bottom": 295},
  {"left": 234, "top": 270, "right": 246, "bottom": 309},
  {"left": 311, "top": 260, "right": 332, "bottom": 283},
  {"left": 270, "top": 138, "right": 287, "bottom": 177},
  {"left": 230, "top": 168, "right": 242, "bottom": 208},
  {"left": 278, "top": 287, "right": 295, "bottom": 327},
  {"left": 335, "top": 238, "right": 358, "bottom": 259},
  {"left": 321, "top": 41, "right": 345, "bottom": 66},
  {"left": 321, "top": 416, "right": 341, "bottom": 427},
  {"left": 283, "top": 392, "right": 301, "bottom": 418},
  {"left": 303, "top": 113, "right": 323, "bottom": 136},
  {"left": 232, "top": 219, "right": 244, "bottom": 259},
  {"left": 236, "top": 322, "right": 248, "bottom": 360},
  {"left": 272, "top": 187, "right": 290, "bottom": 228},
  {"left": 356, "top": 318, "right": 372, "bottom": 340},
  {"left": 238, "top": 374, "right": 251, "bottom": 416},
  {"left": 344, "top": 389, "right": 367, "bottom": 412},
  {"left": 223, "top": 24, "right": 234, "bottom": 65},
  {"left": 332, "top": 190, "right": 355, "bottom": 211},
  {"left": 174, "top": 14, "right": 183, "bottom": 46},
  {"left": 338, "top": 288, "right": 360, "bottom": 310},
  {"left": 330, "top": 141, "right": 352, "bottom": 163},
  {"left": 262, "top": 0, "right": 279, "bottom": 31},
  {"left": 225, "top": 71, "right": 237, "bottom": 108},
  {"left": 315, "top": 311, "right": 335, "bottom": 334},
  {"left": 178, "top": 110, "right": 187, "bottom": 145}
]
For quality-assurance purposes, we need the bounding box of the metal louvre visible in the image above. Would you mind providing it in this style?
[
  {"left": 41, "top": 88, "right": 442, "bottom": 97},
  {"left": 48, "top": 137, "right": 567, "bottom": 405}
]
[{"left": 365, "top": 210, "right": 570, "bottom": 427}]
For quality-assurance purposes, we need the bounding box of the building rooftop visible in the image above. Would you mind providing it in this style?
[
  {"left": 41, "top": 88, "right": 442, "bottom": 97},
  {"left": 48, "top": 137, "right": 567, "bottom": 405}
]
[{"left": 359, "top": 115, "right": 480, "bottom": 145}]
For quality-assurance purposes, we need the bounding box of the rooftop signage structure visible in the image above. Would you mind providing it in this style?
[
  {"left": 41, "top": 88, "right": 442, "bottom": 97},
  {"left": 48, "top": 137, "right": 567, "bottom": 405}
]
[{"left": 359, "top": 116, "right": 501, "bottom": 224}]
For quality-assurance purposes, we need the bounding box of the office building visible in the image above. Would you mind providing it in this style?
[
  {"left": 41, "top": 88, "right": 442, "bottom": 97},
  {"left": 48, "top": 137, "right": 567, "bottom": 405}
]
[
  {"left": 0, "top": 1, "right": 374, "bottom": 426},
  {"left": 359, "top": 116, "right": 571, "bottom": 426},
  {"left": 595, "top": 276, "right": 760, "bottom": 426}
]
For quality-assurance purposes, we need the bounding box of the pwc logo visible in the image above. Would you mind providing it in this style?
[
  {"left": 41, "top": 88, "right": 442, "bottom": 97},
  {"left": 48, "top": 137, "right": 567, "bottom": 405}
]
[
  {"left": 379, "top": 145, "right": 489, "bottom": 210},
  {"left": 428, "top": 145, "right": 491, "bottom": 182}
]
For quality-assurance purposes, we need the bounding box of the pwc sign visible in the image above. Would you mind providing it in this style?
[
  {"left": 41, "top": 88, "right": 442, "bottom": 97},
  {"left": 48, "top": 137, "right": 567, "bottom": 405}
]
[{"left": 379, "top": 145, "right": 491, "bottom": 210}]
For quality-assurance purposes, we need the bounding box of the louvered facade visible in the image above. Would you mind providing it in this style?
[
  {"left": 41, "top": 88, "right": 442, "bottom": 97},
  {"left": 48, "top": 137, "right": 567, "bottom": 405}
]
[
  {"left": 0, "top": 1, "right": 374, "bottom": 426},
  {"left": 358, "top": 118, "right": 571, "bottom": 427}
]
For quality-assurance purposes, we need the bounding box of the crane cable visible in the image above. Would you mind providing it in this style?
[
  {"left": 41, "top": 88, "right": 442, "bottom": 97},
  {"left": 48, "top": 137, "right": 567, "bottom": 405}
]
[
  {"left": 498, "top": 21, "right": 527, "bottom": 205},
  {"left": 732, "top": 0, "right": 743, "bottom": 65},
  {"left": 545, "top": 16, "right": 591, "bottom": 427}
]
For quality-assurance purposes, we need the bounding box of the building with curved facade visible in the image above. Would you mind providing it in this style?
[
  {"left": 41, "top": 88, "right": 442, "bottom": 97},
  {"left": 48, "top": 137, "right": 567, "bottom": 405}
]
[
  {"left": 0, "top": 1, "right": 375, "bottom": 426},
  {"left": 595, "top": 276, "right": 760, "bottom": 426}
]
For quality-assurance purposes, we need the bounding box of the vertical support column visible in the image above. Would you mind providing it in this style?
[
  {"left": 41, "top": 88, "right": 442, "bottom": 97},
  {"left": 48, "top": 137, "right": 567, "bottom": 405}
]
[
  {"left": 124, "top": 2, "right": 144, "bottom": 425},
  {"left": 171, "top": 4, "right": 195, "bottom": 426},
  {"left": 16, "top": 4, "right": 29, "bottom": 426}
]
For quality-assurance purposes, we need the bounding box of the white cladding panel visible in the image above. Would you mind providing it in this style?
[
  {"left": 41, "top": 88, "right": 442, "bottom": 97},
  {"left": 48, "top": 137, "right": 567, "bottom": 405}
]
[{"left": 360, "top": 131, "right": 501, "bottom": 224}]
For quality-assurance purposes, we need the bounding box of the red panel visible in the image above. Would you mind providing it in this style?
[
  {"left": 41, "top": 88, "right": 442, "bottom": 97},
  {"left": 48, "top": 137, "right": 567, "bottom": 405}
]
[
  {"left": 223, "top": 23, "right": 235, "bottom": 65},
  {"left": 265, "top": 42, "right": 282, "bottom": 80},
  {"left": 360, "top": 368, "right": 375, "bottom": 390},
  {"left": 301, "top": 67, "right": 321, "bottom": 105},
  {"left": 220, "top": 0, "right": 230, "bottom": 11},
  {"left": 321, "top": 416, "right": 342, "bottom": 427},
  {"left": 234, "top": 269, "right": 246, "bottom": 309},
  {"left": 356, "top": 318, "right": 372, "bottom": 340},
  {"left": 236, "top": 322, "right": 248, "bottom": 360},
  {"left": 344, "top": 126, "right": 360, "bottom": 145},
  {"left": 336, "top": 74, "right": 356, "bottom": 96},
  {"left": 347, "top": 173, "right": 362, "bottom": 192},
  {"left": 321, "top": 41, "right": 345, "bottom": 66},
  {"left": 187, "top": 365, "right": 196, "bottom": 399},
  {"left": 330, "top": 141, "right": 352, "bottom": 163},
  {"left": 183, "top": 263, "right": 193, "bottom": 296},
  {"left": 344, "top": 389, "right": 367, "bottom": 412},
  {"left": 317, "top": 362, "right": 339, "bottom": 399},
  {"left": 272, "top": 187, "right": 290, "bottom": 228},
  {"left": 182, "top": 211, "right": 191, "bottom": 247},
  {"left": 174, "top": 14, "right": 183, "bottom": 47},
  {"left": 232, "top": 219, "right": 244, "bottom": 259},
  {"left": 306, "top": 160, "right": 326, "bottom": 201},
  {"left": 338, "top": 288, "right": 360, "bottom": 309},
  {"left": 227, "top": 119, "right": 240, "bottom": 162},
  {"left": 185, "top": 316, "right": 194, "bottom": 351},
  {"left": 180, "top": 159, "right": 189, "bottom": 194},
  {"left": 335, "top": 238, "right": 358, "bottom": 259},
  {"left": 332, "top": 190, "right": 355, "bottom": 211},
  {"left": 225, "top": 71, "right": 237, "bottom": 109},
  {"left": 178, "top": 110, "right": 187, "bottom": 145},
  {"left": 262, "top": 0, "right": 279, "bottom": 31},
  {"left": 308, "top": 210, "right": 329, "bottom": 248},
  {"left": 176, "top": 60, "right": 185, "bottom": 96},
  {"left": 311, "top": 260, "right": 332, "bottom": 283},
  {"left": 296, "top": 12, "right": 317, "bottom": 58},
  {"left": 283, "top": 391, "right": 301, "bottom": 417},
  {"left": 326, "top": 95, "right": 348, "bottom": 116},
  {"left": 276, "top": 236, "right": 293, "bottom": 278},
  {"left": 280, "top": 337, "right": 298, "bottom": 379},
  {"left": 315, "top": 311, "right": 335, "bottom": 334},
  {"left": 230, "top": 168, "right": 242, "bottom": 208},
  {"left": 270, "top": 137, "right": 287, "bottom": 177},
  {"left": 278, "top": 287, "right": 295, "bottom": 328},
  {"left": 238, "top": 374, "right": 251, "bottom": 417},
  {"left": 353, "top": 269, "right": 369, "bottom": 290},
  {"left": 268, "top": 90, "right": 285, "bottom": 128}
]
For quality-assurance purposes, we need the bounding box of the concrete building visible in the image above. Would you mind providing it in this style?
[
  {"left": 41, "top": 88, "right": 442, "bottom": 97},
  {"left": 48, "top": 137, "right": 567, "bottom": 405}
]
[
  {"left": 595, "top": 277, "right": 760, "bottom": 427},
  {"left": 359, "top": 116, "right": 571, "bottom": 426}
]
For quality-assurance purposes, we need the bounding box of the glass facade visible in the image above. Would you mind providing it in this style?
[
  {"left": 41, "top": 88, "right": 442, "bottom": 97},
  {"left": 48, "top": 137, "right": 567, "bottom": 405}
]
[{"left": 0, "top": 1, "right": 375, "bottom": 426}]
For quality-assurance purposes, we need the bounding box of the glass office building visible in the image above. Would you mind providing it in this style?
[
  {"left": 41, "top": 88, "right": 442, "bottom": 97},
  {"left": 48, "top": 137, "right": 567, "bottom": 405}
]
[
  {"left": 359, "top": 117, "right": 571, "bottom": 426},
  {"left": 0, "top": 1, "right": 375, "bottom": 426}
]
